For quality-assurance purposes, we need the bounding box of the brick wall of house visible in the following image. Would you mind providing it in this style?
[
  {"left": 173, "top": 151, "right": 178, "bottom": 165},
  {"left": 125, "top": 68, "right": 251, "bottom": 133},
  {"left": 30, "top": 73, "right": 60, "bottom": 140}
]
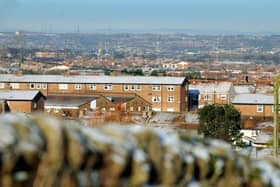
[
  {"left": 1, "top": 82, "right": 186, "bottom": 112},
  {"left": 234, "top": 104, "right": 273, "bottom": 118},
  {"left": 46, "top": 103, "right": 90, "bottom": 119},
  {"left": 7, "top": 101, "right": 32, "bottom": 113}
]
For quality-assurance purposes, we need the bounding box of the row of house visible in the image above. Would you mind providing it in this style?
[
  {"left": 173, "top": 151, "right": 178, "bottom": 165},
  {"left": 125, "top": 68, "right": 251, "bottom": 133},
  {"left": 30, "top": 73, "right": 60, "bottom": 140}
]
[
  {"left": 0, "top": 90, "right": 152, "bottom": 119},
  {"left": 188, "top": 81, "right": 279, "bottom": 121},
  {"left": 0, "top": 74, "right": 188, "bottom": 113}
]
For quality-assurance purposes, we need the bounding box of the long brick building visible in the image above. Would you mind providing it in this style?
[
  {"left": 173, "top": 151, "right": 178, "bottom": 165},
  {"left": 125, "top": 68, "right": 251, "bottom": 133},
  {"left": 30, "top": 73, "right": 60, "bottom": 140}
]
[{"left": 0, "top": 74, "right": 188, "bottom": 112}]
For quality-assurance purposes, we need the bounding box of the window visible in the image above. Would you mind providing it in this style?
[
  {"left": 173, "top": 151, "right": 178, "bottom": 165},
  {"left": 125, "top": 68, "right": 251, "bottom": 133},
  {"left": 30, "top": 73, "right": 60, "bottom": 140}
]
[
  {"left": 257, "top": 105, "right": 263, "bottom": 113},
  {"left": 204, "top": 95, "right": 210, "bottom": 100},
  {"left": 89, "top": 84, "right": 96, "bottom": 90},
  {"left": 130, "top": 106, "right": 134, "bottom": 111},
  {"left": 220, "top": 94, "right": 227, "bottom": 100},
  {"left": 75, "top": 84, "right": 82, "bottom": 90},
  {"left": 167, "top": 96, "right": 174, "bottom": 102},
  {"left": 104, "top": 84, "right": 112, "bottom": 90},
  {"left": 59, "top": 84, "right": 68, "bottom": 90},
  {"left": 137, "top": 85, "right": 141, "bottom": 91},
  {"left": 167, "top": 86, "right": 174, "bottom": 91},
  {"left": 30, "top": 83, "right": 35, "bottom": 89},
  {"left": 42, "top": 83, "right": 48, "bottom": 90},
  {"left": 10, "top": 83, "right": 19, "bottom": 89},
  {"left": 130, "top": 84, "right": 135, "bottom": 91},
  {"left": 0, "top": 83, "right": 4, "bottom": 89},
  {"left": 124, "top": 84, "right": 129, "bottom": 91},
  {"left": 152, "top": 96, "right": 161, "bottom": 102},
  {"left": 152, "top": 85, "right": 161, "bottom": 91},
  {"left": 35, "top": 83, "right": 41, "bottom": 89}
]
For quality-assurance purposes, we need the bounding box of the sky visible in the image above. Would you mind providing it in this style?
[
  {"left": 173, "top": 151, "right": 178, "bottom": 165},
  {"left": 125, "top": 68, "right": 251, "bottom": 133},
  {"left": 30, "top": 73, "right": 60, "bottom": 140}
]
[{"left": 0, "top": 0, "right": 279, "bottom": 34}]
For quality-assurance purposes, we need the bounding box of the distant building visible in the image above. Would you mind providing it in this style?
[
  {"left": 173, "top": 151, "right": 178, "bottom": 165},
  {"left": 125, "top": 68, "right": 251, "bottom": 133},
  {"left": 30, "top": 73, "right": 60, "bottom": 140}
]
[
  {"left": 0, "top": 74, "right": 188, "bottom": 113},
  {"left": 0, "top": 90, "right": 46, "bottom": 113},
  {"left": 45, "top": 95, "right": 113, "bottom": 119},
  {"left": 189, "top": 82, "right": 235, "bottom": 109},
  {"left": 162, "top": 61, "right": 189, "bottom": 70},
  {"left": 232, "top": 93, "right": 277, "bottom": 120}
]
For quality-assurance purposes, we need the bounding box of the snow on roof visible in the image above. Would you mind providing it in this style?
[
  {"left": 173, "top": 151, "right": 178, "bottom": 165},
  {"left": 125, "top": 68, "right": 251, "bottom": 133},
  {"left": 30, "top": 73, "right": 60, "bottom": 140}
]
[
  {"left": 189, "top": 82, "right": 233, "bottom": 93},
  {"left": 0, "top": 74, "right": 186, "bottom": 85},
  {"left": 0, "top": 90, "right": 42, "bottom": 100},
  {"left": 232, "top": 94, "right": 278, "bottom": 105},
  {"left": 45, "top": 96, "right": 96, "bottom": 108},
  {"left": 47, "top": 65, "right": 70, "bottom": 71},
  {"left": 234, "top": 85, "right": 254, "bottom": 94}
]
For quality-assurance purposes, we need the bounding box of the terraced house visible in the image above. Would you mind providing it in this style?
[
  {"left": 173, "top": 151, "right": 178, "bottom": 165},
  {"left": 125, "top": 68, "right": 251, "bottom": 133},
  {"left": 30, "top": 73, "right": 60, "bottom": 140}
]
[{"left": 0, "top": 74, "right": 188, "bottom": 113}]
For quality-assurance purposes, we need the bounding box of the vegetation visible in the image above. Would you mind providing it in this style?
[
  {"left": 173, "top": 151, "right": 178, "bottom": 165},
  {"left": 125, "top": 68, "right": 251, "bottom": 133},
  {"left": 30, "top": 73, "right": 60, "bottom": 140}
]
[
  {"left": 121, "top": 68, "right": 144, "bottom": 76},
  {"left": 150, "top": 69, "right": 166, "bottom": 76},
  {"left": 198, "top": 104, "right": 243, "bottom": 145},
  {"left": 104, "top": 69, "right": 111, "bottom": 75}
]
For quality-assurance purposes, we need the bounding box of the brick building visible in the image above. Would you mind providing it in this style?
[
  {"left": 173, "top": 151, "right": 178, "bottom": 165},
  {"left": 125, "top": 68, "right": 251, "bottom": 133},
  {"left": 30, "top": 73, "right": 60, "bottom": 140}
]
[
  {"left": 189, "top": 82, "right": 235, "bottom": 109},
  {"left": 0, "top": 74, "right": 188, "bottom": 112},
  {"left": 0, "top": 90, "right": 46, "bottom": 113},
  {"left": 232, "top": 93, "right": 277, "bottom": 120}
]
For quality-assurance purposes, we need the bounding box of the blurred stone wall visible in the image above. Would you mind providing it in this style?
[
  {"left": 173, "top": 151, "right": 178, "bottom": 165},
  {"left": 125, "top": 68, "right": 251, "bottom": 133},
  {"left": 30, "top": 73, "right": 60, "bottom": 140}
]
[{"left": 0, "top": 114, "right": 279, "bottom": 187}]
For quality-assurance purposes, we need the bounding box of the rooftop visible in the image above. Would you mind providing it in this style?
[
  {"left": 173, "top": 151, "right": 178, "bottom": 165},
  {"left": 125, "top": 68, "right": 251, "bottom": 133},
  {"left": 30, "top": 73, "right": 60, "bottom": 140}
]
[
  {"left": 189, "top": 82, "right": 233, "bottom": 93},
  {"left": 45, "top": 96, "right": 97, "bottom": 108},
  {"left": 0, "top": 74, "right": 187, "bottom": 85},
  {"left": 232, "top": 94, "right": 278, "bottom": 105},
  {"left": 234, "top": 85, "right": 254, "bottom": 94},
  {"left": 0, "top": 90, "right": 42, "bottom": 101}
]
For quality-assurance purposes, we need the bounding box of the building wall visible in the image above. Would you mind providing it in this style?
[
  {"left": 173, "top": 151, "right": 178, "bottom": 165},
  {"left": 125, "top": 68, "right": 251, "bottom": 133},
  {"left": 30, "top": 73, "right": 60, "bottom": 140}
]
[
  {"left": 33, "top": 97, "right": 45, "bottom": 112},
  {"left": 122, "top": 97, "right": 151, "bottom": 112},
  {"left": 234, "top": 104, "right": 273, "bottom": 118},
  {"left": 1, "top": 81, "right": 187, "bottom": 112},
  {"left": 5, "top": 97, "right": 45, "bottom": 113},
  {"left": 198, "top": 92, "right": 231, "bottom": 108},
  {"left": 46, "top": 103, "right": 91, "bottom": 119},
  {"left": 7, "top": 101, "right": 32, "bottom": 113}
]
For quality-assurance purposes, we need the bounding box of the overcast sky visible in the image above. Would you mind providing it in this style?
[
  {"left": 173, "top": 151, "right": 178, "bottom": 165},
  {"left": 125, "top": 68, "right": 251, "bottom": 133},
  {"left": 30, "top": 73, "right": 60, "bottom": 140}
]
[{"left": 0, "top": 0, "right": 279, "bottom": 33}]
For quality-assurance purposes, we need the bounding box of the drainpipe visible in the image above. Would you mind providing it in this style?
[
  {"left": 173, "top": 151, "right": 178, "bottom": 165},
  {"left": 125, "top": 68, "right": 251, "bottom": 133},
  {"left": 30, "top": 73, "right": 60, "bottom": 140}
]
[{"left": 273, "top": 76, "right": 279, "bottom": 157}]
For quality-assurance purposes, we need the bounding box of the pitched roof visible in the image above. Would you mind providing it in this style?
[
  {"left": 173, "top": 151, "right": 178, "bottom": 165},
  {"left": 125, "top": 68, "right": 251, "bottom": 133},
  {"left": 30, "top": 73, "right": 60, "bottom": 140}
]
[
  {"left": 0, "top": 90, "right": 44, "bottom": 101},
  {"left": 45, "top": 96, "right": 97, "bottom": 108},
  {"left": 0, "top": 74, "right": 187, "bottom": 85},
  {"left": 189, "top": 82, "right": 233, "bottom": 93},
  {"left": 232, "top": 94, "right": 278, "bottom": 105},
  {"left": 234, "top": 85, "right": 254, "bottom": 94}
]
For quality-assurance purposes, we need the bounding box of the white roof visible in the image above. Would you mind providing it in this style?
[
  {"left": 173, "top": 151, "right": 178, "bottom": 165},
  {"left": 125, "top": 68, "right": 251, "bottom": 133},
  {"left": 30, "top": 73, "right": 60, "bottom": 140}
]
[
  {"left": 234, "top": 85, "right": 254, "bottom": 94},
  {"left": 189, "top": 82, "right": 233, "bottom": 93},
  {"left": 232, "top": 94, "right": 278, "bottom": 105},
  {"left": 0, "top": 90, "right": 42, "bottom": 100},
  {"left": 0, "top": 74, "right": 186, "bottom": 85},
  {"left": 47, "top": 65, "right": 70, "bottom": 71}
]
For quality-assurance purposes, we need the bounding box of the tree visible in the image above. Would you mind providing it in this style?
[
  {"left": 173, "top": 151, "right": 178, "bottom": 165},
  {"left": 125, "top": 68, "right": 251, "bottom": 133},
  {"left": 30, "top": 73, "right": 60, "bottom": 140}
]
[{"left": 198, "top": 104, "right": 243, "bottom": 145}]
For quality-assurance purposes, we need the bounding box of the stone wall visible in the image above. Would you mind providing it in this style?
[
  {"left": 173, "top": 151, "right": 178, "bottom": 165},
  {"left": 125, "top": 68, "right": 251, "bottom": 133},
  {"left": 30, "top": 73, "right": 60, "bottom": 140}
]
[{"left": 0, "top": 114, "right": 279, "bottom": 187}]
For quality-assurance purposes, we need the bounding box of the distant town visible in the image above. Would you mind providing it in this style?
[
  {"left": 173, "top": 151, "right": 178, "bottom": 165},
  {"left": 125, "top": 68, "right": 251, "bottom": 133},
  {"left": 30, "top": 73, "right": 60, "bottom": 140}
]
[{"left": 0, "top": 31, "right": 280, "bottom": 155}]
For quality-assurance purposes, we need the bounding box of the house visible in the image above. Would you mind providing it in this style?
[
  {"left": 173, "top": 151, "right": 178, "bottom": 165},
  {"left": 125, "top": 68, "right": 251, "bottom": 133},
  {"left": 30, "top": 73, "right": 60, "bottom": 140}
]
[
  {"left": 162, "top": 61, "right": 189, "bottom": 70},
  {"left": 189, "top": 82, "right": 235, "bottom": 109},
  {"left": 0, "top": 74, "right": 188, "bottom": 112},
  {"left": 0, "top": 90, "right": 46, "bottom": 113},
  {"left": 45, "top": 95, "right": 114, "bottom": 119},
  {"left": 107, "top": 95, "right": 152, "bottom": 112},
  {"left": 232, "top": 94, "right": 277, "bottom": 120}
]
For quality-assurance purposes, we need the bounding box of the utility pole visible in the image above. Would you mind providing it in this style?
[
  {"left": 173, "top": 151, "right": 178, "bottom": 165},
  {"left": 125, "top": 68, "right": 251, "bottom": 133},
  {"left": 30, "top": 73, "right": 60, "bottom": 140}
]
[{"left": 273, "top": 76, "right": 279, "bottom": 157}]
